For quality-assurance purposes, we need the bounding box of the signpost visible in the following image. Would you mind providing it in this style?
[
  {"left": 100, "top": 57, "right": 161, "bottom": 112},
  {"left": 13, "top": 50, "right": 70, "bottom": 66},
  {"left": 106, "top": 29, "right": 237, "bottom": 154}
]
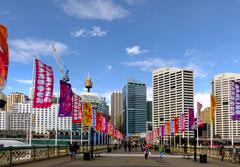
[{"left": 192, "top": 120, "right": 197, "bottom": 161}]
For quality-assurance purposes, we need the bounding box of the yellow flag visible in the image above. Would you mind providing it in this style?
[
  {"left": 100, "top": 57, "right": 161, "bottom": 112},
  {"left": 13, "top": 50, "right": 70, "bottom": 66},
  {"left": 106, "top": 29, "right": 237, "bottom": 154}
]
[
  {"left": 210, "top": 95, "right": 217, "bottom": 123},
  {"left": 83, "top": 102, "right": 92, "bottom": 127}
]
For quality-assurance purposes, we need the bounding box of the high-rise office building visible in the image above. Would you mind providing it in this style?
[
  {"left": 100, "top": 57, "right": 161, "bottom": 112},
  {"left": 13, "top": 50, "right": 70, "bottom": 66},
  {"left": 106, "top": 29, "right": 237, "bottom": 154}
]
[
  {"left": 0, "top": 111, "right": 9, "bottom": 130},
  {"left": 212, "top": 73, "right": 240, "bottom": 140},
  {"left": 111, "top": 91, "right": 122, "bottom": 126},
  {"left": 6, "top": 92, "right": 26, "bottom": 112},
  {"left": 122, "top": 79, "right": 147, "bottom": 136},
  {"left": 147, "top": 101, "right": 152, "bottom": 122},
  {"left": 152, "top": 67, "right": 194, "bottom": 139}
]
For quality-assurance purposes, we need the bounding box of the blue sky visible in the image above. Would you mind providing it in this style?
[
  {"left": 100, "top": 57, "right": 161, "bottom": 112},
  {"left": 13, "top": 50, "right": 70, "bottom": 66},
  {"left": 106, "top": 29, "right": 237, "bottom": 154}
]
[{"left": 1, "top": 0, "right": 240, "bottom": 109}]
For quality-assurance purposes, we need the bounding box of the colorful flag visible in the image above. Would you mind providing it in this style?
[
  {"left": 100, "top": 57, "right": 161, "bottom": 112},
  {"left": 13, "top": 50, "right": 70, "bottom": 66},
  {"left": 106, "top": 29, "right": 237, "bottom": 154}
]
[
  {"left": 83, "top": 102, "right": 92, "bottom": 126},
  {"left": 188, "top": 108, "right": 194, "bottom": 130},
  {"left": 167, "top": 122, "right": 170, "bottom": 135},
  {"left": 161, "top": 125, "right": 165, "bottom": 137},
  {"left": 210, "top": 95, "right": 217, "bottom": 123},
  {"left": 0, "top": 24, "right": 9, "bottom": 91},
  {"left": 180, "top": 113, "right": 186, "bottom": 132},
  {"left": 170, "top": 119, "right": 174, "bottom": 135},
  {"left": 33, "top": 59, "right": 54, "bottom": 108},
  {"left": 59, "top": 80, "right": 73, "bottom": 117},
  {"left": 197, "top": 102, "right": 203, "bottom": 126},
  {"left": 231, "top": 81, "right": 240, "bottom": 120},
  {"left": 101, "top": 116, "right": 106, "bottom": 133},
  {"left": 92, "top": 108, "right": 96, "bottom": 129},
  {"left": 96, "top": 112, "right": 102, "bottom": 131},
  {"left": 174, "top": 117, "right": 179, "bottom": 133},
  {"left": 72, "top": 93, "right": 82, "bottom": 123}
]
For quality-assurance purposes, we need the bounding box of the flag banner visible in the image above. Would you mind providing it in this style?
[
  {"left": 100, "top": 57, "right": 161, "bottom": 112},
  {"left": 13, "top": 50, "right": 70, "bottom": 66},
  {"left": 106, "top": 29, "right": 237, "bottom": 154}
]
[
  {"left": 33, "top": 59, "right": 54, "bottom": 108},
  {"left": 180, "top": 113, "right": 186, "bottom": 132},
  {"left": 156, "top": 127, "right": 160, "bottom": 138},
  {"left": 170, "top": 119, "right": 174, "bottom": 135},
  {"left": 210, "top": 95, "right": 217, "bottom": 123},
  {"left": 189, "top": 108, "right": 194, "bottom": 130},
  {"left": 101, "top": 116, "right": 106, "bottom": 133},
  {"left": 231, "top": 81, "right": 240, "bottom": 120},
  {"left": 0, "top": 24, "right": 9, "bottom": 91},
  {"left": 174, "top": 117, "right": 179, "bottom": 133},
  {"left": 92, "top": 108, "right": 96, "bottom": 129},
  {"left": 167, "top": 122, "right": 170, "bottom": 135},
  {"left": 83, "top": 102, "right": 92, "bottom": 126},
  {"left": 72, "top": 93, "right": 82, "bottom": 123},
  {"left": 59, "top": 80, "right": 73, "bottom": 117},
  {"left": 197, "top": 102, "right": 203, "bottom": 125},
  {"left": 161, "top": 125, "right": 165, "bottom": 137},
  {"left": 96, "top": 112, "right": 102, "bottom": 131}
]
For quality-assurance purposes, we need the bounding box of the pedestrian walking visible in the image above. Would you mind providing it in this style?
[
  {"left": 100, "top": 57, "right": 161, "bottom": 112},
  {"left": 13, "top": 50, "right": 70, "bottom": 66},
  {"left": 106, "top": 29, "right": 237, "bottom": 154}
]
[
  {"left": 183, "top": 143, "right": 187, "bottom": 158},
  {"left": 69, "top": 144, "right": 76, "bottom": 160},
  {"left": 159, "top": 145, "right": 164, "bottom": 158},
  {"left": 232, "top": 145, "right": 237, "bottom": 163},
  {"left": 219, "top": 145, "right": 225, "bottom": 161},
  {"left": 128, "top": 141, "right": 132, "bottom": 152},
  {"left": 124, "top": 141, "right": 127, "bottom": 152},
  {"left": 144, "top": 146, "right": 149, "bottom": 160}
]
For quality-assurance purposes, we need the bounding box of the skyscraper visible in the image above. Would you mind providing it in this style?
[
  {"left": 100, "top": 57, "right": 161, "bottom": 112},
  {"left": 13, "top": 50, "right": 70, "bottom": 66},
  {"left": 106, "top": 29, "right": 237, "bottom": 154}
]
[
  {"left": 6, "top": 92, "right": 26, "bottom": 112},
  {"left": 152, "top": 68, "right": 194, "bottom": 140},
  {"left": 122, "top": 79, "right": 147, "bottom": 137},
  {"left": 212, "top": 73, "right": 240, "bottom": 140},
  {"left": 111, "top": 91, "right": 122, "bottom": 127}
]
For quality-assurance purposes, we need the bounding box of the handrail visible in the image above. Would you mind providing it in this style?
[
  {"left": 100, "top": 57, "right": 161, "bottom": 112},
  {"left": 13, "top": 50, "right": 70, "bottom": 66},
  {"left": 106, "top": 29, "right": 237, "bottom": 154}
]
[{"left": 0, "top": 144, "right": 117, "bottom": 166}]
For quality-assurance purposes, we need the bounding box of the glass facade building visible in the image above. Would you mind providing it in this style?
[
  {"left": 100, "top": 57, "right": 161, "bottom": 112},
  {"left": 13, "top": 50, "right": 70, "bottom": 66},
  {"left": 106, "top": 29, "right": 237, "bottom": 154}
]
[{"left": 122, "top": 80, "right": 147, "bottom": 137}]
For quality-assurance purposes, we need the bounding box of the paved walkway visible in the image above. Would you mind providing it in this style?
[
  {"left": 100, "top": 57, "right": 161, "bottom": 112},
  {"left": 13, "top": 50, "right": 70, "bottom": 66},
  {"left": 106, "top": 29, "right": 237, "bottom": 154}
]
[{"left": 15, "top": 148, "right": 239, "bottom": 167}]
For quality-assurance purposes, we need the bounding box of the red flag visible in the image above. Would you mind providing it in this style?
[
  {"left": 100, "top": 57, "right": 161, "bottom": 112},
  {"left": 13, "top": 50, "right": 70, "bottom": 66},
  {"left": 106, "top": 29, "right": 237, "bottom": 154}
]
[
  {"left": 33, "top": 59, "right": 54, "bottom": 108},
  {"left": 0, "top": 24, "right": 9, "bottom": 91},
  {"left": 72, "top": 93, "right": 82, "bottom": 123},
  {"left": 96, "top": 112, "right": 102, "bottom": 131},
  {"left": 174, "top": 117, "right": 179, "bottom": 133}
]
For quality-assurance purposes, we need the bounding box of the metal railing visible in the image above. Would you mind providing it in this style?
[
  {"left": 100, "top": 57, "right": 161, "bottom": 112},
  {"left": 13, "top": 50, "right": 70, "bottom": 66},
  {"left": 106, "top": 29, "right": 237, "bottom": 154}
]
[
  {"left": 0, "top": 144, "right": 115, "bottom": 166},
  {"left": 170, "top": 146, "right": 235, "bottom": 160}
]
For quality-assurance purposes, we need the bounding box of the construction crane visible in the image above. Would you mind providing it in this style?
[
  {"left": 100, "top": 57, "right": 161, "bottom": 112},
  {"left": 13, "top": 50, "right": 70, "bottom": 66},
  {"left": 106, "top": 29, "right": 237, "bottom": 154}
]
[{"left": 52, "top": 44, "right": 69, "bottom": 83}]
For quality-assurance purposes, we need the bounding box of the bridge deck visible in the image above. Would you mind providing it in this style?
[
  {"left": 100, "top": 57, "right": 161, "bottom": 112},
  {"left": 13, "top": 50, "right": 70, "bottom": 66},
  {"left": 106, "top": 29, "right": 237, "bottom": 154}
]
[{"left": 14, "top": 149, "right": 238, "bottom": 167}]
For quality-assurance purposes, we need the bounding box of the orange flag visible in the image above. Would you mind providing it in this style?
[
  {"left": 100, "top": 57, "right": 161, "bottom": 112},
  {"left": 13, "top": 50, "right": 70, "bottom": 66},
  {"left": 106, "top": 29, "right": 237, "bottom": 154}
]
[{"left": 210, "top": 95, "right": 217, "bottom": 123}]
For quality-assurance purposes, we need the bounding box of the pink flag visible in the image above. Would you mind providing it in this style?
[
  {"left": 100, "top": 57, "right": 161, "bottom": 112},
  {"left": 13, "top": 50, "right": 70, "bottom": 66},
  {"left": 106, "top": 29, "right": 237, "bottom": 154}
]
[
  {"left": 72, "top": 93, "right": 82, "bottom": 123},
  {"left": 59, "top": 80, "right": 73, "bottom": 117},
  {"left": 33, "top": 59, "right": 54, "bottom": 108},
  {"left": 180, "top": 113, "right": 186, "bottom": 132}
]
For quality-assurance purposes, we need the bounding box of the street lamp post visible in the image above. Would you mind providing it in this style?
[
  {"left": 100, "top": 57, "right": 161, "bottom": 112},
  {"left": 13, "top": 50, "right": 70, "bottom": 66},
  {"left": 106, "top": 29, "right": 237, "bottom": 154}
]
[
  {"left": 194, "top": 128, "right": 197, "bottom": 161},
  {"left": 90, "top": 126, "right": 94, "bottom": 159}
]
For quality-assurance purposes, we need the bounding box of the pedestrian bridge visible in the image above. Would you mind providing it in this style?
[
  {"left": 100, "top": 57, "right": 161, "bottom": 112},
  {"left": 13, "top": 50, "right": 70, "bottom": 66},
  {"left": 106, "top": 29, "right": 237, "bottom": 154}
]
[{"left": 0, "top": 145, "right": 237, "bottom": 167}]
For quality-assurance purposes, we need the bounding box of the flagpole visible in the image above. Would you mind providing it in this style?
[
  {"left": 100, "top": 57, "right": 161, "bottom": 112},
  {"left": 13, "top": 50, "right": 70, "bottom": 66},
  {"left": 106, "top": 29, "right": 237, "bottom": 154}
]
[
  {"left": 55, "top": 90, "right": 59, "bottom": 146},
  {"left": 29, "top": 56, "right": 36, "bottom": 146},
  {"left": 70, "top": 119, "right": 73, "bottom": 144},
  {"left": 188, "top": 110, "right": 190, "bottom": 147},
  {"left": 231, "top": 119, "right": 234, "bottom": 146}
]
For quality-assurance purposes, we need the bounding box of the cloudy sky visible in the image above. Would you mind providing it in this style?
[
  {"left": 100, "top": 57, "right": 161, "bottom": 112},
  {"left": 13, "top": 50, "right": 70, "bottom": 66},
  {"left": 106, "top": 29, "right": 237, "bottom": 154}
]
[{"left": 1, "top": 0, "right": 240, "bottom": 111}]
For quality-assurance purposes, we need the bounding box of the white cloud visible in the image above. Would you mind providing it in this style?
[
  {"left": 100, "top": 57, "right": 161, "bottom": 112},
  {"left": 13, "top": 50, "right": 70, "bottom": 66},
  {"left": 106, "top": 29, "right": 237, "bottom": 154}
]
[
  {"left": 123, "top": 58, "right": 179, "bottom": 72},
  {"left": 71, "top": 26, "right": 107, "bottom": 38},
  {"left": 9, "top": 38, "right": 68, "bottom": 63},
  {"left": 194, "top": 92, "right": 210, "bottom": 115},
  {"left": 59, "top": 0, "right": 128, "bottom": 21},
  {"left": 105, "top": 65, "right": 113, "bottom": 72},
  {"left": 90, "top": 26, "right": 107, "bottom": 37},
  {"left": 185, "top": 63, "right": 207, "bottom": 78},
  {"left": 126, "top": 45, "right": 148, "bottom": 56},
  {"left": 14, "top": 79, "right": 32, "bottom": 84},
  {"left": 71, "top": 29, "right": 86, "bottom": 37},
  {"left": 233, "top": 59, "right": 239, "bottom": 63},
  {"left": 147, "top": 87, "right": 152, "bottom": 101}
]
